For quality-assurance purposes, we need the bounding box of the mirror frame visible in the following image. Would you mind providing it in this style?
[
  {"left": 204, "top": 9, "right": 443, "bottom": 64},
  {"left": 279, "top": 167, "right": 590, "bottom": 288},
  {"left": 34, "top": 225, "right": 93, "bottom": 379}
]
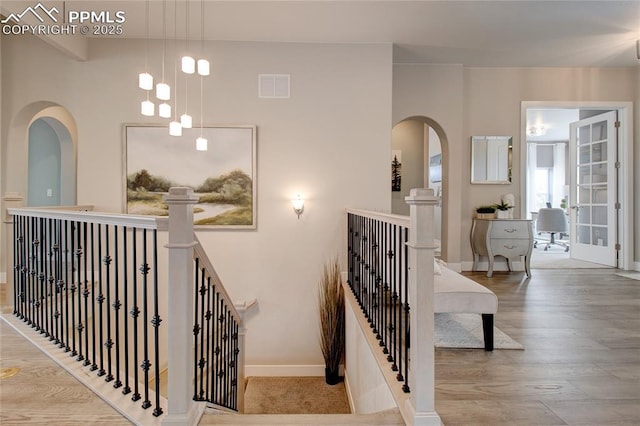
[{"left": 471, "top": 135, "right": 512, "bottom": 184}]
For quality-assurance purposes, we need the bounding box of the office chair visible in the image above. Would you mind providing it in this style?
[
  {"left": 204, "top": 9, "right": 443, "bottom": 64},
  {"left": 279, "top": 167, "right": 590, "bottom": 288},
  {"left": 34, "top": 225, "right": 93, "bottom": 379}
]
[{"left": 535, "top": 208, "right": 569, "bottom": 252}]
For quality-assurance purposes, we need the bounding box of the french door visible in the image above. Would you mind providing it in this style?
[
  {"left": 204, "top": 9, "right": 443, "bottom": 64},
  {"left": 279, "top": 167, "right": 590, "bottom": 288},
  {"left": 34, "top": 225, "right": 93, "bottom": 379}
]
[{"left": 568, "top": 111, "right": 618, "bottom": 267}]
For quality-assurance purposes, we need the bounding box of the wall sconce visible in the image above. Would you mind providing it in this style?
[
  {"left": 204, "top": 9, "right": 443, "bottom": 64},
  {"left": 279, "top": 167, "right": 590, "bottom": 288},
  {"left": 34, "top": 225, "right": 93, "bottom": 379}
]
[{"left": 291, "top": 195, "right": 304, "bottom": 219}]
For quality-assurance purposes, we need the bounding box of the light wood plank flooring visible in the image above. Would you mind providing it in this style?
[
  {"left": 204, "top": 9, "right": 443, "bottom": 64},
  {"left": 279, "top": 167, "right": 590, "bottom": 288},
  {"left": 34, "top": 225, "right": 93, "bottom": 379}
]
[
  {"left": 436, "top": 269, "right": 640, "bottom": 425},
  {"left": 0, "top": 318, "right": 131, "bottom": 425},
  {"left": 1, "top": 269, "right": 639, "bottom": 425}
]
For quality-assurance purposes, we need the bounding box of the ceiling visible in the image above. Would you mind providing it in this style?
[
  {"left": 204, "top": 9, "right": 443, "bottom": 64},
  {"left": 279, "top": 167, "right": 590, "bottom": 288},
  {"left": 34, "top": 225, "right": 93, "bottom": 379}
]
[{"left": 2, "top": 1, "right": 640, "bottom": 67}]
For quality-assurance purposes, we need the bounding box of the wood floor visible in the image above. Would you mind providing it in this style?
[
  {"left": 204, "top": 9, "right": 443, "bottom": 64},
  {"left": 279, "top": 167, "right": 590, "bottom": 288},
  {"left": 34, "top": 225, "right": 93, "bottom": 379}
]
[
  {"left": 436, "top": 269, "right": 640, "bottom": 425},
  {"left": 0, "top": 319, "right": 131, "bottom": 425},
  {"left": 1, "top": 268, "right": 639, "bottom": 425}
]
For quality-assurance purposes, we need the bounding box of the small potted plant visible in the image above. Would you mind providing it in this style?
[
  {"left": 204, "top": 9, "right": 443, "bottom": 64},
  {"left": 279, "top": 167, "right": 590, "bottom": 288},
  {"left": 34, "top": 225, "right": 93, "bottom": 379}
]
[
  {"left": 494, "top": 200, "right": 512, "bottom": 219},
  {"left": 318, "top": 257, "right": 345, "bottom": 385},
  {"left": 476, "top": 205, "right": 496, "bottom": 219}
]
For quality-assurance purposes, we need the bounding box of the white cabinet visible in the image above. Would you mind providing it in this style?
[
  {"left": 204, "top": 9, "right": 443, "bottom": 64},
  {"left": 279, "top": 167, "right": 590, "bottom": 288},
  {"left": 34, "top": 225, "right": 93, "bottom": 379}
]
[{"left": 471, "top": 219, "right": 533, "bottom": 278}]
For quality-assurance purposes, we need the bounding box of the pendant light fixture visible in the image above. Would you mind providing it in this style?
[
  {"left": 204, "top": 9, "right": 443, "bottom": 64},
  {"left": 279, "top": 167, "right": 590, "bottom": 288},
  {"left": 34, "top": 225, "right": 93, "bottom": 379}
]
[
  {"left": 141, "top": 94, "right": 155, "bottom": 116},
  {"left": 197, "top": 0, "right": 210, "bottom": 76},
  {"left": 138, "top": 0, "right": 153, "bottom": 90},
  {"left": 196, "top": 74, "right": 207, "bottom": 151},
  {"left": 169, "top": 6, "right": 182, "bottom": 137},
  {"left": 181, "top": 0, "right": 195, "bottom": 74},
  {"left": 156, "top": 0, "right": 171, "bottom": 102},
  {"left": 139, "top": 0, "right": 154, "bottom": 116},
  {"left": 180, "top": 0, "right": 193, "bottom": 128}
]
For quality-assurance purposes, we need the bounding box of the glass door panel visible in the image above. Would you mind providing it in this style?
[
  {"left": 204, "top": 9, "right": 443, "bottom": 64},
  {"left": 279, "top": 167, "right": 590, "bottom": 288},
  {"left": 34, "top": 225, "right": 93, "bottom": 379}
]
[{"left": 569, "top": 111, "right": 617, "bottom": 267}]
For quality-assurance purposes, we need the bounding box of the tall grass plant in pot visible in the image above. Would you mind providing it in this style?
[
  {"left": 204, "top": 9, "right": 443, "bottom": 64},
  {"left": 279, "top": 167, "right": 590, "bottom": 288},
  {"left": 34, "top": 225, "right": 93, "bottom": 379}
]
[{"left": 318, "top": 258, "right": 345, "bottom": 385}]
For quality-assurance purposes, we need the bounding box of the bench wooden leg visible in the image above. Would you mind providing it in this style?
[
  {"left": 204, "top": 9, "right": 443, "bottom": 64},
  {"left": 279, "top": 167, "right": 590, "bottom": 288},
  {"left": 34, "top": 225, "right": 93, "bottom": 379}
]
[{"left": 482, "top": 314, "right": 494, "bottom": 351}]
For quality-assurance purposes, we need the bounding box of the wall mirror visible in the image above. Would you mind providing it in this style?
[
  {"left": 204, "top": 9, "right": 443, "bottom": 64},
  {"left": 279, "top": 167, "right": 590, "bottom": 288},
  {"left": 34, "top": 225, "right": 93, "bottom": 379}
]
[{"left": 471, "top": 135, "right": 512, "bottom": 184}]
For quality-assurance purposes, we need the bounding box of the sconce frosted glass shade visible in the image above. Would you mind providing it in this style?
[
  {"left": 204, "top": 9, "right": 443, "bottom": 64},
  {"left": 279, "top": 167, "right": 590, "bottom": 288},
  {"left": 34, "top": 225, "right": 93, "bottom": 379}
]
[
  {"left": 291, "top": 196, "right": 304, "bottom": 217},
  {"left": 196, "top": 137, "right": 208, "bottom": 151},
  {"left": 180, "top": 114, "right": 193, "bottom": 128},
  {"left": 182, "top": 56, "right": 196, "bottom": 74},
  {"left": 138, "top": 72, "right": 153, "bottom": 90},
  {"left": 158, "top": 102, "right": 171, "bottom": 118},
  {"left": 141, "top": 100, "right": 155, "bottom": 116},
  {"left": 156, "top": 82, "right": 171, "bottom": 100},
  {"left": 169, "top": 121, "right": 183, "bottom": 136},
  {"left": 197, "top": 59, "right": 210, "bottom": 76}
]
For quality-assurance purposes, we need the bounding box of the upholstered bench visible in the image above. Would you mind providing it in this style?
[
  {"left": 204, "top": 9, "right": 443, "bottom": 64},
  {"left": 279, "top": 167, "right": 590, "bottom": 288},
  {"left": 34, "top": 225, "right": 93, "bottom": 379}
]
[{"left": 433, "top": 263, "right": 498, "bottom": 351}]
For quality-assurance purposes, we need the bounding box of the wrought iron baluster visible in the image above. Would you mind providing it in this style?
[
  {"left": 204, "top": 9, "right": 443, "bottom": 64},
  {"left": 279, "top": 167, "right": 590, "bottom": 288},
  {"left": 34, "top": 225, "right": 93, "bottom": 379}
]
[
  {"left": 151, "top": 229, "right": 163, "bottom": 417},
  {"left": 204, "top": 277, "right": 213, "bottom": 402},
  {"left": 140, "top": 228, "right": 152, "bottom": 410},
  {"left": 131, "top": 229, "right": 141, "bottom": 401},
  {"left": 403, "top": 227, "right": 410, "bottom": 393},
  {"left": 396, "top": 226, "right": 404, "bottom": 381},
  {"left": 198, "top": 267, "right": 207, "bottom": 401},
  {"left": 70, "top": 221, "right": 77, "bottom": 356},
  {"left": 83, "top": 222, "right": 91, "bottom": 366},
  {"left": 55, "top": 219, "right": 64, "bottom": 346},
  {"left": 104, "top": 224, "right": 114, "bottom": 382},
  {"left": 90, "top": 223, "right": 99, "bottom": 372},
  {"left": 75, "top": 221, "right": 85, "bottom": 361},
  {"left": 193, "top": 257, "right": 201, "bottom": 401},
  {"left": 122, "top": 226, "right": 131, "bottom": 394},
  {"left": 113, "top": 225, "right": 122, "bottom": 388},
  {"left": 63, "top": 220, "right": 70, "bottom": 352},
  {"left": 97, "top": 224, "right": 106, "bottom": 376}
]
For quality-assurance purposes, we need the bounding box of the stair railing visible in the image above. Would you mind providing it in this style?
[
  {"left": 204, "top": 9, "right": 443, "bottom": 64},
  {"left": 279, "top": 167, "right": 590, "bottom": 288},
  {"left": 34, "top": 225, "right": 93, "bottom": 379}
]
[
  {"left": 346, "top": 188, "right": 441, "bottom": 425},
  {"left": 4, "top": 187, "right": 246, "bottom": 425}
]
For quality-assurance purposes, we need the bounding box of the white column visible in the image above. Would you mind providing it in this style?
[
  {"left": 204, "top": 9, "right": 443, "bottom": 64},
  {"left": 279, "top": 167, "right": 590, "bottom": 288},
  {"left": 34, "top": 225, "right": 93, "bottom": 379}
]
[
  {"left": 404, "top": 188, "right": 442, "bottom": 425},
  {"left": 162, "top": 187, "right": 199, "bottom": 426},
  {"left": 2, "top": 193, "right": 24, "bottom": 314}
]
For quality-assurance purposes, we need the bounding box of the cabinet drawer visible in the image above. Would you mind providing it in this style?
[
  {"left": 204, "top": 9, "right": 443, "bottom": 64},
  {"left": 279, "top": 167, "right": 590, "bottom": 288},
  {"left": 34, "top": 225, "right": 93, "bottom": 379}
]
[
  {"left": 490, "top": 239, "right": 531, "bottom": 257},
  {"left": 489, "top": 221, "right": 530, "bottom": 239}
]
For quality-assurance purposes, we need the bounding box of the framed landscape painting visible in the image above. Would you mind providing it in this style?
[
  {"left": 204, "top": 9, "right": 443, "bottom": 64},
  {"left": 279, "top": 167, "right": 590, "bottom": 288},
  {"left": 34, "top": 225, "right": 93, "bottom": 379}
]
[{"left": 123, "top": 124, "right": 257, "bottom": 229}]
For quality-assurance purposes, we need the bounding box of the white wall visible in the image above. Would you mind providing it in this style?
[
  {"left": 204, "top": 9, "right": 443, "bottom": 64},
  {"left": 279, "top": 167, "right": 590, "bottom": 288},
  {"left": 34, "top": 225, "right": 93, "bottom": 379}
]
[
  {"left": 1, "top": 35, "right": 394, "bottom": 367},
  {"left": 393, "top": 65, "right": 638, "bottom": 267},
  {"left": 345, "top": 296, "right": 396, "bottom": 413},
  {"left": 391, "top": 120, "right": 424, "bottom": 215}
]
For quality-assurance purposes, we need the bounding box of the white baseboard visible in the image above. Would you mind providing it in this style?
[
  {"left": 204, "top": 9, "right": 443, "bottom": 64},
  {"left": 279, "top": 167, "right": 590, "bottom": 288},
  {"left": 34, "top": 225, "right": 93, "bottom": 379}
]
[
  {"left": 245, "top": 364, "right": 325, "bottom": 377},
  {"left": 343, "top": 369, "right": 356, "bottom": 413},
  {"left": 0, "top": 272, "right": 5, "bottom": 284},
  {"left": 634, "top": 261, "right": 640, "bottom": 272}
]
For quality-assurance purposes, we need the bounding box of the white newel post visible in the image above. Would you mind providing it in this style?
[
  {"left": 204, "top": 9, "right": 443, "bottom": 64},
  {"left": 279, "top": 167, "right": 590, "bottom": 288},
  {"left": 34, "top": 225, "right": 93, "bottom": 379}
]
[
  {"left": 2, "top": 193, "right": 23, "bottom": 314},
  {"left": 405, "top": 188, "right": 442, "bottom": 425},
  {"left": 163, "top": 187, "right": 200, "bottom": 426}
]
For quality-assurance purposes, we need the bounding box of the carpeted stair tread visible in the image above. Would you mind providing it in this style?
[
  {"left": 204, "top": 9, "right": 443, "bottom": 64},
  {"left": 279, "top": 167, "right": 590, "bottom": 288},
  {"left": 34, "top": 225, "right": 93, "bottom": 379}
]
[{"left": 242, "top": 376, "right": 350, "bottom": 414}]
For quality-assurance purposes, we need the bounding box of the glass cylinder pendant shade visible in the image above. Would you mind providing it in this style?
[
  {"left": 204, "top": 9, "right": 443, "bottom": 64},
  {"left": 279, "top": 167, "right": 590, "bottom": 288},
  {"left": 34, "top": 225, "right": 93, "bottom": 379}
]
[
  {"left": 182, "top": 56, "right": 196, "bottom": 74},
  {"left": 180, "top": 114, "right": 193, "bottom": 128},
  {"left": 141, "top": 100, "right": 155, "bottom": 116},
  {"left": 197, "top": 59, "right": 210, "bottom": 76},
  {"left": 196, "top": 136, "right": 208, "bottom": 151},
  {"left": 156, "top": 82, "right": 170, "bottom": 100},
  {"left": 139, "top": 72, "right": 154, "bottom": 90},
  {"left": 159, "top": 102, "right": 171, "bottom": 118},
  {"left": 169, "top": 121, "right": 183, "bottom": 136}
]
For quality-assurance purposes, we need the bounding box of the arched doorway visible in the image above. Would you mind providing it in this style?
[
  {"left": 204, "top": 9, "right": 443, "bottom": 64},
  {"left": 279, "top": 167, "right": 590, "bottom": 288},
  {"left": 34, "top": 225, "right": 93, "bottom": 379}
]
[{"left": 391, "top": 116, "right": 449, "bottom": 258}]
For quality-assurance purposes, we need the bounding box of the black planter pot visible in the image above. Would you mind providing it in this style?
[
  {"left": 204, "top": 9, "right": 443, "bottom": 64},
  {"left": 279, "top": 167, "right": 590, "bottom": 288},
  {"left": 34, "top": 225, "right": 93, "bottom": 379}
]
[{"left": 325, "top": 367, "right": 340, "bottom": 385}]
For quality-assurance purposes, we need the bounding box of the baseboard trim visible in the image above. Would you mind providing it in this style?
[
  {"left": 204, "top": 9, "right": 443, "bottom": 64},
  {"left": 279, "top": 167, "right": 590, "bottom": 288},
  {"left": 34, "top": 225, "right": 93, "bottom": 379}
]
[
  {"left": 343, "top": 369, "right": 356, "bottom": 413},
  {"left": 245, "top": 364, "right": 326, "bottom": 377},
  {"left": 0, "top": 272, "right": 6, "bottom": 284}
]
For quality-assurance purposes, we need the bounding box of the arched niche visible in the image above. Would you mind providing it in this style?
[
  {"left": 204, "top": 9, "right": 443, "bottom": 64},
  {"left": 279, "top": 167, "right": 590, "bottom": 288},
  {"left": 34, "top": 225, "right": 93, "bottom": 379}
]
[{"left": 4, "top": 102, "right": 77, "bottom": 205}]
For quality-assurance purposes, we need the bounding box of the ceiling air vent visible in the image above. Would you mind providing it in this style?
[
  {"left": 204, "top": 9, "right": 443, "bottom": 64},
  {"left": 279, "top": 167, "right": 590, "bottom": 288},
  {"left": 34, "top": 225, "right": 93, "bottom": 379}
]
[{"left": 258, "top": 74, "right": 290, "bottom": 99}]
